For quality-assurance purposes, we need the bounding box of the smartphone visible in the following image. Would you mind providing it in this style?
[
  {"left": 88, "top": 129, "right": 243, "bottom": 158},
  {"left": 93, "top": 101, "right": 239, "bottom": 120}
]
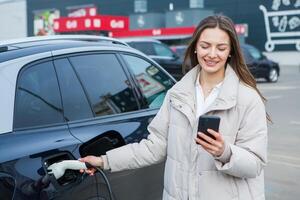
[{"left": 197, "top": 115, "right": 220, "bottom": 140}]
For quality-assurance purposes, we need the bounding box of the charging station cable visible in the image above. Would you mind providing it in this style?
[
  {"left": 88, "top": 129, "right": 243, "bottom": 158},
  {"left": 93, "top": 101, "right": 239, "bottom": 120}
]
[{"left": 47, "top": 160, "right": 114, "bottom": 200}]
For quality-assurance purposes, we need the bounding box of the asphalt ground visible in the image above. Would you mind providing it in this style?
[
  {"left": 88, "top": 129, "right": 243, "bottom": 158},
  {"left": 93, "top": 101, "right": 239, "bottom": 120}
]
[{"left": 257, "top": 64, "right": 300, "bottom": 200}]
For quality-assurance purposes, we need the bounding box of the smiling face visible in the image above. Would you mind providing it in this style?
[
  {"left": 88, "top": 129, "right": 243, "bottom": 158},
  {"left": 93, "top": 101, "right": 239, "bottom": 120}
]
[{"left": 195, "top": 27, "right": 231, "bottom": 77}]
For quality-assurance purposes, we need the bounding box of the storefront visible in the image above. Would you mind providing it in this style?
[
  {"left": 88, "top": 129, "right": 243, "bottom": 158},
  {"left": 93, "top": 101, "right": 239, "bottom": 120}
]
[{"left": 27, "top": 0, "right": 300, "bottom": 52}]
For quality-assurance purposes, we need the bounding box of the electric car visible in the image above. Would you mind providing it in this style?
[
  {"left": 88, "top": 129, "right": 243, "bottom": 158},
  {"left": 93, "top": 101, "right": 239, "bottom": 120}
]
[{"left": 0, "top": 35, "right": 176, "bottom": 200}]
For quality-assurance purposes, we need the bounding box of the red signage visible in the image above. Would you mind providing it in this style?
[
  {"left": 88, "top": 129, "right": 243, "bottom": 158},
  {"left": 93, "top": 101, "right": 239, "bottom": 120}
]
[
  {"left": 54, "top": 15, "right": 247, "bottom": 38},
  {"left": 68, "top": 7, "right": 97, "bottom": 17},
  {"left": 109, "top": 27, "right": 196, "bottom": 38},
  {"left": 109, "top": 24, "right": 248, "bottom": 38},
  {"left": 53, "top": 15, "right": 129, "bottom": 32},
  {"left": 235, "top": 24, "right": 248, "bottom": 36}
]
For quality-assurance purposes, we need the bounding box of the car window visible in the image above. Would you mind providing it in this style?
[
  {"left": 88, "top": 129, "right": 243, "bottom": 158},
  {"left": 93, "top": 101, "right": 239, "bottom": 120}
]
[
  {"left": 153, "top": 43, "right": 174, "bottom": 57},
  {"left": 128, "top": 42, "right": 156, "bottom": 55},
  {"left": 69, "top": 53, "right": 139, "bottom": 117},
  {"left": 121, "top": 54, "right": 175, "bottom": 108},
  {"left": 247, "top": 46, "right": 262, "bottom": 60},
  {"left": 241, "top": 47, "right": 254, "bottom": 64},
  {"left": 14, "top": 61, "right": 65, "bottom": 129},
  {"left": 54, "top": 58, "right": 94, "bottom": 121}
]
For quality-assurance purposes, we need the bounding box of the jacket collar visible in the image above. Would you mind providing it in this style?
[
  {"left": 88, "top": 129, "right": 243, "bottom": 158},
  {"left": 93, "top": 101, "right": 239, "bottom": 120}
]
[
  {"left": 169, "top": 64, "right": 240, "bottom": 113},
  {"left": 169, "top": 66, "right": 199, "bottom": 111},
  {"left": 206, "top": 65, "right": 240, "bottom": 112}
]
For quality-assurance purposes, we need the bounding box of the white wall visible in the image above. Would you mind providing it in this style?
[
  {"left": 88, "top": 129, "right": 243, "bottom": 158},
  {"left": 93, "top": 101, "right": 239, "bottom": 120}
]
[{"left": 0, "top": 0, "right": 27, "bottom": 40}]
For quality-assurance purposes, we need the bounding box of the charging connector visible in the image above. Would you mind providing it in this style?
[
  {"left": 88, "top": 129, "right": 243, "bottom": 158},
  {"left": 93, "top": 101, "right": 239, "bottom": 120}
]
[{"left": 47, "top": 160, "right": 113, "bottom": 200}]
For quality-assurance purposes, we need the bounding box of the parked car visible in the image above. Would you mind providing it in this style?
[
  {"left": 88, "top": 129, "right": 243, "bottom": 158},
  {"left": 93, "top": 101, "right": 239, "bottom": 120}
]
[
  {"left": 170, "top": 45, "right": 188, "bottom": 60},
  {"left": 0, "top": 35, "right": 176, "bottom": 200},
  {"left": 121, "top": 38, "right": 184, "bottom": 80},
  {"left": 241, "top": 43, "right": 280, "bottom": 82},
  {"left": 170, "top": 43, "right": 280, "bottom": 82}
]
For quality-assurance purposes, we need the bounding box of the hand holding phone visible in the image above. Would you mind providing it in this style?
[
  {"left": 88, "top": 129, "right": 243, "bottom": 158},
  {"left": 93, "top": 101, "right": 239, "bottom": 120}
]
[{"left": 197, "top": 115, "right": 220, "bottom": 140}]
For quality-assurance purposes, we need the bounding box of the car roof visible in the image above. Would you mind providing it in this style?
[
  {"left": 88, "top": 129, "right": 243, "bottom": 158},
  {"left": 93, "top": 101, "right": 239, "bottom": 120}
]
[
  {"left": 0, "top": 34, "right": 129, "bottom": 47},
  {"left": 0, "top": 36, "right": 134, "bottom": 63}
]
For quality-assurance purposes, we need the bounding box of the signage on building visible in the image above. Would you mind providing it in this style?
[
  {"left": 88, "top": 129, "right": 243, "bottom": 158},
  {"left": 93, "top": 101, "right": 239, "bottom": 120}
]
[
  {"left": 130, "top": 13, "right": 165, "bottom": 30},
  {"left": 34, "top": 9, "right": 60, "bottom": 36},
  {"left": 137, "top": 15, "right": 145, "bottom": 28},
  {"left": 235, "top": 23, "right": 248, "bottom": 37},
  {"left": 53, "top": 15, "right": 129, "bottom": 32},
  {"left": 175, "top": 11, "right": 184, "bottom": 25},
  {"left": 259, "top": 2, "right": 300, "bottom": 51},
  {"left": 109, "top": 24, "right": 248, "bottom": 38},
  {"left": 68, "top": 7, "right": 97, "bottom": 17},
  {"left": 109, "top": 26, "right": 195, "bottom": 38}
]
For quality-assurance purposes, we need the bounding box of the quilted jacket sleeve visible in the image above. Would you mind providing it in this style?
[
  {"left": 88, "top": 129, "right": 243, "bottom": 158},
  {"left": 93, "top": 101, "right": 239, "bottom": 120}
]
[
  {"left": 215, "top": 93, "right": 268, "bottom": 178},
  {"left": 103, "top": 92, "right": 171, "bottom": 172}
]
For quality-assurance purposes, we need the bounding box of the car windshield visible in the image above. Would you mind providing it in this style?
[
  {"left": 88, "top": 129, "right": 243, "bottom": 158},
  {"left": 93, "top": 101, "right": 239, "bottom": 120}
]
[
  {"left": 246, "top": 45, "right": 262, "bottom": 60},
  {"left": 153, "top": 43, "right": 174, "bottom": 57},
  {"left": 128, "top": 42, "right": 156, "bottom": 55}
]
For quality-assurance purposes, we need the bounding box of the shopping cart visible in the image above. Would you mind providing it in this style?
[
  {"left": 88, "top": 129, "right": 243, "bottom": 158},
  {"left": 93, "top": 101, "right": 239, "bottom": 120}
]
[{"left": 259, "top": 5, "right": 300, "bottom": 51}]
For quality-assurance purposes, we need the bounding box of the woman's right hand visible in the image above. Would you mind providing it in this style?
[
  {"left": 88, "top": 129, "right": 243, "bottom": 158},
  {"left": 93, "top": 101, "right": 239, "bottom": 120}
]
[{"left": 79, "top": 155, "right": 103, "bottom": 176}]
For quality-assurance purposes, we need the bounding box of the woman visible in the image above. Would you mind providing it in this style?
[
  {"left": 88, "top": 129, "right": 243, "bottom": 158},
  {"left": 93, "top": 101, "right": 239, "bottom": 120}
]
[{"left": 80, "top": 15, "right": 268, "bottom": 200}]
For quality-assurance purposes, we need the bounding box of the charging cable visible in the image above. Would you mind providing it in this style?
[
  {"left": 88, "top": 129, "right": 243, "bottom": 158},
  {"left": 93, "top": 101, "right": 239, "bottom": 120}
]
[{"left": 47, "top": 160, "right": 114, "bottom": 200}]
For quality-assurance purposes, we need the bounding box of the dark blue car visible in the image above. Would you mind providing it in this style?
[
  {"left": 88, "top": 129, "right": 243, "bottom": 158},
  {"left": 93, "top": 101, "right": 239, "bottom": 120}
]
[
  {"left": 0, "top": 35, "right": 175, "bottom": 200},
  {"left": 241, "top": 44, "right": 280, "bottom": 82}
]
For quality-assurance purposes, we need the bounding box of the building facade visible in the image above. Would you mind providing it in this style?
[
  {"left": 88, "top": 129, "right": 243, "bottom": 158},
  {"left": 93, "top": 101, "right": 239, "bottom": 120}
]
[
  {"left": 26, "top": 0, "right": 300, "bottom": 52},
  {"left": 0, "top": 0, "right": 27, "bottom": 40}
]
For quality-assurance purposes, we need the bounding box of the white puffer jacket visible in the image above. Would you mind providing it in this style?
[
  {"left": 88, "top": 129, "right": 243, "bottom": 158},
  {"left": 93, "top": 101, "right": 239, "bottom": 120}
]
[{"left": 104, "top": 65, "right": 268, "bottom": 200}]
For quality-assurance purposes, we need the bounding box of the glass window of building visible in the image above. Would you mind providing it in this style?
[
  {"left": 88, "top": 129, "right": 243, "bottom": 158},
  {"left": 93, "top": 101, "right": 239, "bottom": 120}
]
[
  {"left": 134, "top": 0, "right": 147, "bottom": 13},
  {"left": 190, "top": 0, "right": 204, "bottom": 8}
]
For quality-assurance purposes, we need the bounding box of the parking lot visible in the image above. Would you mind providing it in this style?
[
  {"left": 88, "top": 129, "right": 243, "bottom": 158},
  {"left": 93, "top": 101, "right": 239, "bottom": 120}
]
[{"left": 258, "top": 64, "right": 300, "bottom": 200}]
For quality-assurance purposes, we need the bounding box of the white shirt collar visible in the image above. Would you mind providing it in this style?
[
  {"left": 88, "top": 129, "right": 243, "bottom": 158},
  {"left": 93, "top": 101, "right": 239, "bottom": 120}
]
[{"left": 195, "top": 73, "right": 223, "bottom": 117}]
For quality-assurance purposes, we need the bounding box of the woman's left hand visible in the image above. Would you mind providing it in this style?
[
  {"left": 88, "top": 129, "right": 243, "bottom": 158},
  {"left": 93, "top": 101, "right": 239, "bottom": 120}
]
[{"left": 195, "top": 129, "right": 225, "bottom": 157}]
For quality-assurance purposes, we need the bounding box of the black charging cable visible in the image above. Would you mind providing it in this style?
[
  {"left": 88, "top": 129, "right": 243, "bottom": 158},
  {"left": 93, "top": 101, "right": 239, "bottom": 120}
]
[
  {"left": 84, "top": 162, "right": 114, "bottom": 200},
  {"left": 47, "top": 160, "right": 114, "bottom": 200},
  {"left": 95, "top": 167, "right": 114, "bottom": 200}
]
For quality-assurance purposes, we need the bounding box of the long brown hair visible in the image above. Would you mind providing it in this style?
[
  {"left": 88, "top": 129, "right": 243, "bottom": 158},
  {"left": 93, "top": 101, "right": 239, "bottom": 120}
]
[{"left": 184, "top": 15, "right": 271, "bottom": 122}]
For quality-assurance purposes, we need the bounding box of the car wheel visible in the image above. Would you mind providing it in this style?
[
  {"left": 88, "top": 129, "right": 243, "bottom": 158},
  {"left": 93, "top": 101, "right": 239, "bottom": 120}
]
[{"left": 266, "top": 68, "right": 278, "bottom": 82}]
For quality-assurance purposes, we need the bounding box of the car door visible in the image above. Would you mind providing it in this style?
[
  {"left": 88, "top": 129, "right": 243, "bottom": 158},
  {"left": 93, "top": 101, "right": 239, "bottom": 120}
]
[
  {"left": 62, "top": 51, "right": 174, "bottom": 200},
  {"left": 116, "top": 52, "right": 176, "bottom": 200},
  {"left": 52, "top": 57, "right": 107, "bottom": 200},
  {"left": 0, "top": 59, "right": 91, "bottom": 200}
]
